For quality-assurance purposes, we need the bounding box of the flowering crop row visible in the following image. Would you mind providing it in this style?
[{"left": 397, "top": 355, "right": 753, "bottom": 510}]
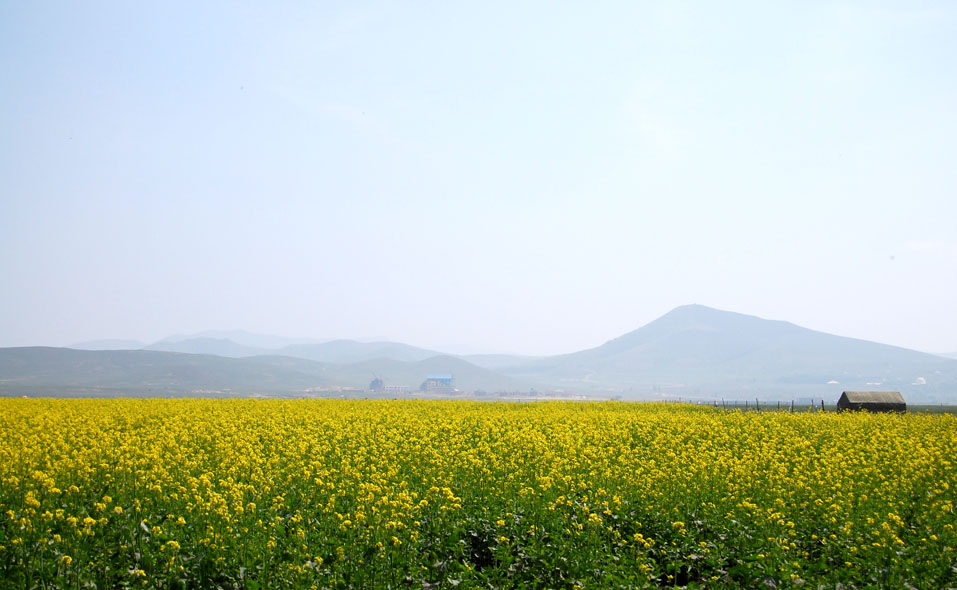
[{"left": 1, "top": 399, "right": 954, "bottom": 589}]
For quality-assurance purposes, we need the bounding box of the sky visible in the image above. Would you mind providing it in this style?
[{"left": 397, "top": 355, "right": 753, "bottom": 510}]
[{"left": 1, "top": 1, "right": 956, "bottom": 356}]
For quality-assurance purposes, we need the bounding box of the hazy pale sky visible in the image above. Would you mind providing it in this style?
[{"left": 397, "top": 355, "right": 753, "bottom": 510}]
[{"left": 2, "top": 1, "right": 956, "bottom": 355}]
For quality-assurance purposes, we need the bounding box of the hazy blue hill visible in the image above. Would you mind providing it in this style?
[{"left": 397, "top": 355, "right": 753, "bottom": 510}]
[
  {"left": 159, "top": 330, "right": 318, "bottom": 350},
  {"left": 278, "top": 340, "right": 443, "bottom": 364},
  {"left": 144, "top": 337, "right": 269, "bottom": 358},
  {"left": 504, "top": 305, "right": 957, "bottom": 402},
  {"left": 0, "top": 347, "right": 333, "bottom": 396},
  {"left": 70, "top": 339, "right": 146, "bottom": 350},
  {"left": 0, "top": 348, "right": 526, "bottom": 397},
  {"left": 461, "top": 353, "right": 544, "bottom": 370}
]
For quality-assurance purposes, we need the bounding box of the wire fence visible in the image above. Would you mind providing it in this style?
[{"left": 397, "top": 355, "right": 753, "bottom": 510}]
[{"left": 670, "top": 398, "right": 832, "bottom": 412}]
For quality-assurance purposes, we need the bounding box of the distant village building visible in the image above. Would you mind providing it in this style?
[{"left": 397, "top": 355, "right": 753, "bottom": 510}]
[
  {"left": 421, "top": 373, "right": 454, "bottom": 394},
  {"left": 837, "top": 391, "right": 906, "bottom": 413},
  {"left": 383, "top": 385, "right": 410, "bottom": 394},
  {"left": 369, "top": 377, "right": 384, "bottom": 392}
]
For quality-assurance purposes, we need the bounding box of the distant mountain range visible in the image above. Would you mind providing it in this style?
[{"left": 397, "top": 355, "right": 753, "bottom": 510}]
[
  {"left": 71, "top": 339, "right": 147, "bottom": 350},
  {"left": 75, "top": 334, "right": 538, "bottom": 369},
  {"left": 499, "top": 305, "right": 957, "bottom": 401},
  {"left": 5, "top": 305, "right": 955, "bottom": 403},
  {"left": 143, "top": 337, "right": 269, "bottom": 358},
  {"left": 0, "top": 348, "right": 526, "bottom": 397},
  {"left": 278, "top": 340, "right": 443, "bottom": 364},
  {"left": 154, "top": 330, "right": 319, "bottom": 350},
  {"left": 72, "top": 330, "right": 322, "bottom": 353}
]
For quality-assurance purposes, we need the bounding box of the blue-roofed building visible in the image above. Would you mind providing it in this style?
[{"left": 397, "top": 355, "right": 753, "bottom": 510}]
[{"left": 421, "top": 373, "right": 454, "bottom": 393}]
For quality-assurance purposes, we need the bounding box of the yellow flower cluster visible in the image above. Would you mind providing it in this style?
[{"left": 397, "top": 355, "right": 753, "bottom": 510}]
[{"left": 0, "top": 399, "right": 954, "bottom": 588}]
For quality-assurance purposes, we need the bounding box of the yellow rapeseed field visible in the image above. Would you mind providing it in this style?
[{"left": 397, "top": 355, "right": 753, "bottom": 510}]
[{"left": 1, "top": 399, "right": 954, "bottom": 589}]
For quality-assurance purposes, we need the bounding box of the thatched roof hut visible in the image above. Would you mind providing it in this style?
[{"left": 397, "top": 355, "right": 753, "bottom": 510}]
[{"left": 837, "top": 391, "right": 906, "bottom": 413}]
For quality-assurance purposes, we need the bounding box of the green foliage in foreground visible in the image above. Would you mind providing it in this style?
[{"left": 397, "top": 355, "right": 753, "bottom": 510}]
[{"left": 1, "top": 399, "right": 955, "bottom": 589}]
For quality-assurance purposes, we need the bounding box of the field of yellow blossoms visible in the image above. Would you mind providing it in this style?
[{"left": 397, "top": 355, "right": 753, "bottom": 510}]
[{"left": 1, "top": 399, "right": 955, "bottom": 589}]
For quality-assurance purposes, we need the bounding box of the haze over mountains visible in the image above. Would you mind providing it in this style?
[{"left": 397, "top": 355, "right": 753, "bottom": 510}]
[
  {"left": 5, "top": 305, "right": 956, "bottom": 403},
  {"left": 500, "top": 305, "right": 957, "bottom": 400},
  {"left": 76, "top": 334, "right": 538, "bottom": 369}
]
